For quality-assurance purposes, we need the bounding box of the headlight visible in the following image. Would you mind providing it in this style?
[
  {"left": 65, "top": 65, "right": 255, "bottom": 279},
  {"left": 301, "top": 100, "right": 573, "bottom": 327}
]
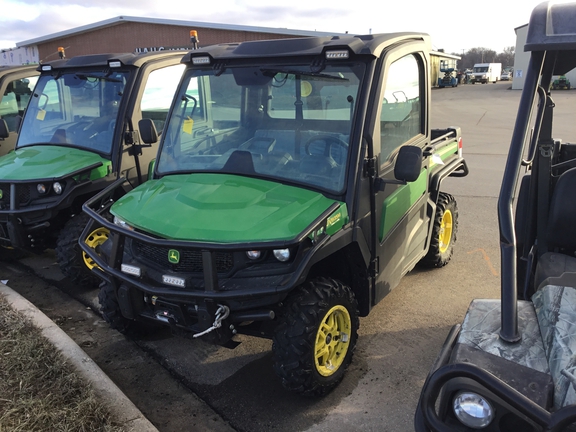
[
  {"left": 113, "top": 216, "right": 134, "bottom": 231},
  {"left": 246, "top": 250, "right": 261, "bottom": 260},
  {"left": 53, "top": 182, "right": 63, "bottom": 195},
  {"left": 453, "top": 392, "right": 494, "bottom": 429},
  {"left": 273, "top": 248, "right": 290, "bottom": 262},
  {"left": 37, "top": 183, "right": 47, "bottom": 194}
]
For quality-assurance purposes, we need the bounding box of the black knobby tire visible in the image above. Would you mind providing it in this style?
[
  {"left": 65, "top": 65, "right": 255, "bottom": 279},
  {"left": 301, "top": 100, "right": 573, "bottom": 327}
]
[
  {"left": 98, "top": 282, "right": 132, "bottom": 334},
  {"left": 420, "top": 192, "right": 458, "bottom": 268},
  {"left": 55, "top": 213, "right": 102, "bottom": 288},
  {"left": 272, "top": 277, "right": 359, "bottom": 396},
  {"left": 99, "top": 283, "right": 160, "bottom": 336}
]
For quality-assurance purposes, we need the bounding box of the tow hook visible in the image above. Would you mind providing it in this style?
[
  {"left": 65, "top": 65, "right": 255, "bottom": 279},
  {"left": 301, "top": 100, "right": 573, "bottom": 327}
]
[{"left": 193, "top": 304, "right": 230, "bottom": 338}]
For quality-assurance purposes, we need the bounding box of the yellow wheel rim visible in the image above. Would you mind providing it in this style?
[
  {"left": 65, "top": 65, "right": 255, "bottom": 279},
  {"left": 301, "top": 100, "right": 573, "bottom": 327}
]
[
  {"left": 438, "top": 209, "right": 453, "bottom": 254},
  {"left": 314, "top": 305, "right": 352, "bottom": 377},
  {"left": 82, "top": 227, "right": 109, "bottom": 270}
]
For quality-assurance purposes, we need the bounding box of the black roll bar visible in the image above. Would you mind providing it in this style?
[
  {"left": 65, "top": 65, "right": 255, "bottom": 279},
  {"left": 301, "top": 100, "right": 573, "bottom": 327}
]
[{"left": 497, "top": 52, "right": 545, "bottom": 343}]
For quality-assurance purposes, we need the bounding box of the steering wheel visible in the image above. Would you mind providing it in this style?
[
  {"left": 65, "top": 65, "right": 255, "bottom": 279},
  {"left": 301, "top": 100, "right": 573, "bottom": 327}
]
[{"left": 304, "top": 134, "right": 348, "bottom": 160}]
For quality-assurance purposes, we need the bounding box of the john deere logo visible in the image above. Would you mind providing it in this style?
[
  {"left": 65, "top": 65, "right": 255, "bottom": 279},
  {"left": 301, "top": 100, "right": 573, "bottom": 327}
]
[
  {"left": 168, "top": 249, "right": 180, "bottom": 264},
  {"left": 0, "top": 189, "right": 3, "bottom": 200}
]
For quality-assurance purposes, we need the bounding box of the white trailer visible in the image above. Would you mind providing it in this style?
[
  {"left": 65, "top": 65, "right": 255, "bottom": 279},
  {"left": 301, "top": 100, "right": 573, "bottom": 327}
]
[{"left": 470, "top": 62, "right": 502, "bottom": 84}]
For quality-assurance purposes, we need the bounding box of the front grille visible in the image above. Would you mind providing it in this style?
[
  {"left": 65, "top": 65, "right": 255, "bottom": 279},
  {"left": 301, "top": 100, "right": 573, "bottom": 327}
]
[
  {"left": 132, "top": 240, "right": 234, "bottom": 274},
  {"left": 0, "top": 184, "right": 32, "bottom": 206},
  {"left": 0, "top": 185, "right": 9, "bottom": 205},
  {"left": 18, "top": 185, "right": 30, "bottom": 204}
]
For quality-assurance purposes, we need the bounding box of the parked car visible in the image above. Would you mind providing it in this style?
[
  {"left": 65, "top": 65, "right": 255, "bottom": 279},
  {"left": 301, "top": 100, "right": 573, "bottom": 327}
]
[{"left": 500, "top": 71, "right": 512, "bottom": 81}]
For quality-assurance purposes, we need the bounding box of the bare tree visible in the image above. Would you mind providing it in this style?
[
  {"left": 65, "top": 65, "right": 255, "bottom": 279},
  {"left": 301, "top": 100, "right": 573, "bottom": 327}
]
[
  {"left": 451, "top": 46, "right": 515, "bottom": 70},
  {"left": 495, "top": 46, "right": 515, "bottom": 69}
]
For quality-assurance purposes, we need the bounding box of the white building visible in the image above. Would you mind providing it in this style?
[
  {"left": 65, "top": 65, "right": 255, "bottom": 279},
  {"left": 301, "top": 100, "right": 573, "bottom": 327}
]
[
  {"left": 0, "top": 46, "right": 39, "bottom": 66},
  {"left": 512, "top": 25, "right": 529, "bottom": 90},
  {"left": 513, "top": 23, "right": 576, "bottom": 90}
]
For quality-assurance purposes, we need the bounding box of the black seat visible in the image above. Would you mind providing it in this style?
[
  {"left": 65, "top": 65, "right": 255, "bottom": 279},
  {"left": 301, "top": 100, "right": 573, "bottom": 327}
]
[
  {"left": 534, "top": 167, "right": 576, "bottom": 290},
  {"left": 222, "top": 150, "right": 256, "bottom": 175},
  {"left": 547, "top": 168, "right": 576, "bottom": 251}
]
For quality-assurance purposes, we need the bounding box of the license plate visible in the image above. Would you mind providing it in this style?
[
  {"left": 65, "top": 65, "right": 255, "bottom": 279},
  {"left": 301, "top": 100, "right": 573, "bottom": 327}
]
[{"left": 162, "top": 275, "right": 186, "bottom": 288}]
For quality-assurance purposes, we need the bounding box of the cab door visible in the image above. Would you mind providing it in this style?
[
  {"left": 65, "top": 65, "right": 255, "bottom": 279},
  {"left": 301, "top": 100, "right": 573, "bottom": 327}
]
[
  {"left": 119, "top": 61, "right": 185, "bottom": 186},
  {"left": 0, "top": 71, "right": 39, "bottom": 155},
  {"left": 371, "top": 47, "right": 432, "bottom": 305}
]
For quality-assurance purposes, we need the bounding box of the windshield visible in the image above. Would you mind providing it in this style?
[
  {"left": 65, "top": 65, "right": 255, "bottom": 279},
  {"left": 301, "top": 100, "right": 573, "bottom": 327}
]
[
  {"left": 473, "top": 66, "right": 489, "bottom": 73},
  {"left": 17, "top": 70, "right": 129, "bottom": 154},
  {"left": 156, "top": 62, "right": 364, "bottom": 194}
]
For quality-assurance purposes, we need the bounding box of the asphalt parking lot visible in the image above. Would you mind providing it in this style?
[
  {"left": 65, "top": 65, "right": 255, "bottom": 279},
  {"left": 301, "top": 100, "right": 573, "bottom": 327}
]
[{"left": 3, "top": 81, "right": 575, "bottom": 431}]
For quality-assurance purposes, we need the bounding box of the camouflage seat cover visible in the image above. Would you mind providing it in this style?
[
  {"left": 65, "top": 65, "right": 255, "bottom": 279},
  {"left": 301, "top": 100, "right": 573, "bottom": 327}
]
[{"left": 533, "top": 284, "right": 576, "bottom": 409}]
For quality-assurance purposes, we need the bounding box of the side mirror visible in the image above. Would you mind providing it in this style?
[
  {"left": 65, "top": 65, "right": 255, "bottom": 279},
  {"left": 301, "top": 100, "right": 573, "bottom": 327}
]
[
  {"left": 375, "top": 145, "right": 423, "bottom": 191},
  {"left": 0, "top": 119, "right": 9, "bottom": 139},
  {"left": 394, "top": 145, "right": 422, "bottom": 182},
  {"left": 138, "top": 118, "right": 158, "bottom": 144}
]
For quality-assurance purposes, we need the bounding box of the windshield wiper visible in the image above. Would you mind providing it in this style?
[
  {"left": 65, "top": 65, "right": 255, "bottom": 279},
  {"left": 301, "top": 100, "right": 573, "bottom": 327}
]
[{"left": 260, "top": 68, "right": 349, "bottom": 82}]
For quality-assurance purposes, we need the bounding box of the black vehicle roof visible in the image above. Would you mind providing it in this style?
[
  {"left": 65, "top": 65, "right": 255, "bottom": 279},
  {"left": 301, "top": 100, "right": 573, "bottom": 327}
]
[
  {"left": 182, "top": 32, "right": 430, "bottom": 64},
  {"left": 38, "top": 50, "right": 185, "bottom": 71},
  {"left": 525, "top": 1, "right": 576, "bottom": 52}
]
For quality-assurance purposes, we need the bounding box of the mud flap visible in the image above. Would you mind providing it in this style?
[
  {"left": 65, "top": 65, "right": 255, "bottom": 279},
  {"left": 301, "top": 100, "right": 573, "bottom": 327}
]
[
  {"left": 6, "top": 215, "right": 25, "bottom": 249},
  {"left": 117, "top": 284, "right": 147, "bottom": 320}
]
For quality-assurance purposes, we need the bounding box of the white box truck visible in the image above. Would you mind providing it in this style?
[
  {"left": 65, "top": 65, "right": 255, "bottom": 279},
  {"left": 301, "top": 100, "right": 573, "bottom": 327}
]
[{"left": 470, "top": 62, "right": 502, "bottom": 84}]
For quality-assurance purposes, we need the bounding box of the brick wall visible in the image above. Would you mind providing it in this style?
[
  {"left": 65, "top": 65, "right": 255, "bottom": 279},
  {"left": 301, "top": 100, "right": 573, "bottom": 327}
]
[{"left": 37, "top": 22, "right": 301, "bottom": 62}]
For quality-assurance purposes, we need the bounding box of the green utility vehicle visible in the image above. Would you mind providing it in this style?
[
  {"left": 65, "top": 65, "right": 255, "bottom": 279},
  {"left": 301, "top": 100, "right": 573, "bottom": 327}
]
[
  {"left": 0, "top": 65, "right": 39, "bottom": 156},
  {"left": 551, "top": 74, "right": 571, "bottom": 90},
  {"left": 0, "top": 52, "right": 186, "bottom": 282},
  {"left": 81, "top": 32, "right": 468, "bottom": 395},
  {"left": 416, "top": 1, "right": 576, "bottom": 430}
]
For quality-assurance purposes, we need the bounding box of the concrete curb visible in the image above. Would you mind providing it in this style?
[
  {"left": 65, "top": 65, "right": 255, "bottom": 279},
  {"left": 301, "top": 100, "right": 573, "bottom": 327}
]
[{"left": 0, "top": 283, "right": 159, "bottom": 432}]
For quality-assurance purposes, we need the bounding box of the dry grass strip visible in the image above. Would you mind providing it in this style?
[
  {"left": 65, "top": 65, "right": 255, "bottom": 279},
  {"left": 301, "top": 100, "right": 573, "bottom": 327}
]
[{"left": 0, "top": 294, "right": 124, "bottom": 432}]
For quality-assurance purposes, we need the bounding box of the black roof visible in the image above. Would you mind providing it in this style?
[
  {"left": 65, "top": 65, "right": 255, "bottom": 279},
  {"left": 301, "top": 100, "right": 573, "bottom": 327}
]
[
  {"left": 182, "top": 32, "right": 430, "bottom": 63},
  {"left": 38, "top": 51, "right": 185, "bottom": 71},
  {"left": 525, "top": 1, "right": 576, "bottom": 51}
]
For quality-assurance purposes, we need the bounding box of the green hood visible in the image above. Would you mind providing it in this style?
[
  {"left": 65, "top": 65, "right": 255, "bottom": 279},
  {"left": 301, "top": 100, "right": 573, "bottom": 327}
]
[
  {"left": 111, "top": 173, "right": 345, "bottom": 243},
  {"left": 0, "top": 146, "right": 110, "bottom": 181}
]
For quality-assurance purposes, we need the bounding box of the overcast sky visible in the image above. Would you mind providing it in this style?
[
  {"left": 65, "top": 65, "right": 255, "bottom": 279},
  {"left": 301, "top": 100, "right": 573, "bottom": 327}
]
[{"left": 1, "top": 0, "right": 548, "bottom": 54}]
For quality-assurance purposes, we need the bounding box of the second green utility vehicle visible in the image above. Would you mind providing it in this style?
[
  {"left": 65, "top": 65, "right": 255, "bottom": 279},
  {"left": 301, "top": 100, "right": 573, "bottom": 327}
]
[
  {"left": 81, "top": 32, "right": 468, "bottom": 395},
  {"left": 0, "top": 51, "right": 186, "bottom": 280},
  {"left": 551, "top": 74, "right": 571, "bottom": 90},
  {"left": 0, "top": 65, "right": 39, "bottom": 156}
]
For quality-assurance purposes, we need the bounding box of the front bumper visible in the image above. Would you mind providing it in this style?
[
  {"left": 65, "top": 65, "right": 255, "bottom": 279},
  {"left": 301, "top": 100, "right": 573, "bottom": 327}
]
[
  {"left": 80, "top": 178, "right": 338, "bottom": 338},
  {"left": 0, "top": 162, "right": 106, "bottom": 249}
]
